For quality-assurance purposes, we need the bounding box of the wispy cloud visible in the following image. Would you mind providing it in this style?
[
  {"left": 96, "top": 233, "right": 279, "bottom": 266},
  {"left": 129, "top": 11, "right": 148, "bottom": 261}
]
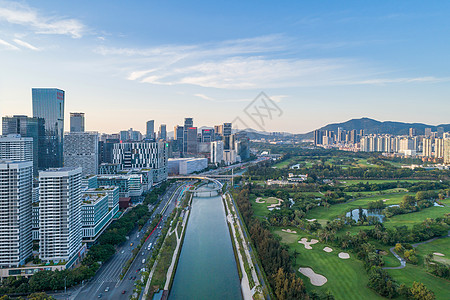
[
  {"left": 0, "top": 1, "right": 85, "bottom": 38},
  {"left": 13, "top": 38, "right": 39, "bottom": 51},
  {"left": 194, "top": 93, "right": 251, "bottom": 102},
  {"left": 94, "top": 34, "right": 449, "bottom": 89},
  {"left": 0, "top": 38, "right": 19, "bottom": 50}
]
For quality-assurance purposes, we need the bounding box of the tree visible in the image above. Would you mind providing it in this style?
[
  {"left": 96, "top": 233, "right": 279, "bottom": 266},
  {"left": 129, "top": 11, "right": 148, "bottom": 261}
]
[
  {"left": 394, "top": 243, "right": 404, "bottom": 254},
  {"left": 410, "top": 282, "right": 435, "bottom": 300}
]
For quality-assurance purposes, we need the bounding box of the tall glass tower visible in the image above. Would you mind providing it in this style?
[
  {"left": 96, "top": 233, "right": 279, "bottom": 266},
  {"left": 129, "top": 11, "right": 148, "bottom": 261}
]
[{"left": 32, "top": 88, "right": 65, "bottom": 169}]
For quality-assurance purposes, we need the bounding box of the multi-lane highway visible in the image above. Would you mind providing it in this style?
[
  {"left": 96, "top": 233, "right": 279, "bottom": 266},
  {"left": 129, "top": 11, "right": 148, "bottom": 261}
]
[{"left": 65, "top": 181, "right": 189, "bottom": 300}]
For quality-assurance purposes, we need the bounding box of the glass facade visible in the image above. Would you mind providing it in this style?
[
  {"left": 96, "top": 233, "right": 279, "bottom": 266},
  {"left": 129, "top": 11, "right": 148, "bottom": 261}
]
[
  {"left": 2, "top": 115, "right": 44, "bottom": 175},
  {"left": 32, "top": 88, "right": 65, "bottom": 169}
]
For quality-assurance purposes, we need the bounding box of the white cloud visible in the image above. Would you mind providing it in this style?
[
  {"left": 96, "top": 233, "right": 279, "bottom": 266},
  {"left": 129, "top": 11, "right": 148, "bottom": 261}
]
[
  {"left": 0, "top": 2, "right": 85, "bottom": 38},
  {"left": 94, "top": 34, "right": 449, "bottom": 89},
  {"left": 193, "top": 93, "right": 251, "bottom": 102},
  {"left": 13, "top": 38, "right": 39, "bottom": 50},
  {"left": 0, "top": 38, "right": 19, "bottom": 50}
]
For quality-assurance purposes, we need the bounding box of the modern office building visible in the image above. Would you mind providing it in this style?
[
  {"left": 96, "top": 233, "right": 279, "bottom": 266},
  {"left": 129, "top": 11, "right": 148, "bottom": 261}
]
[
  {"left": 158, "top": 124, "right": 167, "bottom": 140},
  {"left": 32, "top": 88, "right": 65, "bottom": 169},
  {"left": 314, "top": 130, "right": 323, "bottom": 145},
  {"left": 97, "top": 175, "right": 130, "bottom": 197},
  {"left": 186, "top": 127, "right": 198, "bottom": 153},
  {"left": 39, "top": 167, "right": 82, "bottom": 267},
  {"left": 98, "top": 138, "right": 119, "bottom": 164},
  {"left": 210, "top": 141, "right": 224, "bottom": 164},
  {"left": 70, "top": 113, "right": 85, "bottom": 132},
  {"left": 146, "top": 120, "right": 155, "bottom": 140},
  {"left": 424, "top": 128, "right": 432, "bottom": 138},
  {"left": 201, "top": 128, "right": 214, "bottom": 142},
  {"left": 2, "top": 115, "right": 44, "bottom": 175},
  {"left": 0, "top": 134, "right": 33, "bottom": 164},
  {"left": 435, "top": 138, "right": 444, "bottom": 158},
  {"left": 64, "top": 132, "right": 99, "bottom": 176},
  {"left": 0, "top": 160, "right": 33, "bottom": 268},
  {"left": 85, "top": 186, "right": 120, "bottom": 211},
  {"left": 81, "top": 193, "right": 112, "bottom": 241},
  {"left": 168, "top": 158, "right": 208, "bottom": 175},
  {"left": 113, "top": 141, "right": 168, "bottom": 183},
  {"left": 183, "top": 118, "right": 193, "bottom": 153},
  {"left": 120, "top": 128, "right": 142, "bottom": 142},
  {"left": 223, "top": 123, "right": 232, "bottom": 137}
]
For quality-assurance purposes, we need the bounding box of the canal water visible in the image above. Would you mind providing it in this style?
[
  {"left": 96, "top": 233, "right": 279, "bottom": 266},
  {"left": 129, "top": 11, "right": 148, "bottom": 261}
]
[{"left": 169, "top": 186, "right": 242, "bottom": 300}]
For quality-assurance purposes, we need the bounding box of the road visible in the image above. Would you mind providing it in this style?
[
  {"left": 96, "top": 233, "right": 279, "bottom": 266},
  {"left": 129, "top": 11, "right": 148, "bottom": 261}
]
[{"left": 56, "top": 181, "right": 188, "bottom": 300}]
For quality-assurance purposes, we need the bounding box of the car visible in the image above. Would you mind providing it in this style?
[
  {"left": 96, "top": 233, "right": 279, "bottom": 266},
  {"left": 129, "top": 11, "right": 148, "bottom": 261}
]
[
  {"left": 132, "top": 276, "right": 136, "bottom": 280},
  {"left": 141, "top": 252, "right": 145, "bottom": 256},
  {"left": 121, "top": 250, "right": 125, "bottom": 254},
  {"left": 105, "top": 287, "right": 110, "bottom": 292},
  {"left": 122, "top": 290, "right": 126, "bottom": 294},
  {"left": 98, "top": 294, "right": 102, "bottom": 298}
]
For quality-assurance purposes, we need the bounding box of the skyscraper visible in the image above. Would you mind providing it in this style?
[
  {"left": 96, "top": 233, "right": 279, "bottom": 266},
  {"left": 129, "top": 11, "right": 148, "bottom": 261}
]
[
  {"left": 444, "top": 139, "right": 450, "bottom": 164},
  {"left": 422, "top": 138, "right": 432, "bottom": 157},
  {"left": 39, "top": 167, "right": 82, "bottom": 266},
  {"left": 158, "top": 124, "right": 167, "bottom": 140},
  {"left": 183, "top": 118, "right": 193, "bottom": 153},
  {"left": 314, "top": 130, "right": 323, "bottom": 145},
  {"left": 409, "top": 127, "right": 416, "bottom": 137},
  {"left": 223, "top": 123, "right": 232, "bottom": 137},
  {"left": 64, "top": 132, "right": 99, "bottom": 176},
  {"left": 424, "top": 128, "right": 432, "bottom": 138},
  {"left": 2, "top": 115, "right": 44, "bottom": 175},
  {"left": 70, "top": 112, "right": 85, "bottom": 132},
  {"left": 32, "top": 88, "right": 65, "bottom": 169},
  {"left": 186, "top": 127, "right": 198, "bottom": 153},
  {"left": 0, "top": 160, "right": 33, "bottom": 267},
  {"left": 146, "top": 120, "right": 155, "bottom": 140}
]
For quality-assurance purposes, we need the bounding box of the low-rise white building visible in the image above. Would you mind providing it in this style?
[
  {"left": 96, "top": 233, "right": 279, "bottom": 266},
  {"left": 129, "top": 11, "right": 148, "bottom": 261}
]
[{"left": 168, "top": 158, "right": 208, "bottom": 175}]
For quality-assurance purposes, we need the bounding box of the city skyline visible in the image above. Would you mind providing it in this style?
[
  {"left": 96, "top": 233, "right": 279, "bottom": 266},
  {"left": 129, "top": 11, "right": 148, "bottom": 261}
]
[{"left": 1, "top": 1, "right": 450, "bottom": 134}]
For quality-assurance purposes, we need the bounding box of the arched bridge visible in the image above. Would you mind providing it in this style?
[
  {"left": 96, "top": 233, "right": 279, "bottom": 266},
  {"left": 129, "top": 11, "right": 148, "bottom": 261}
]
[{"left": 168, "top": 175, "right": 223, "bottom": 197}]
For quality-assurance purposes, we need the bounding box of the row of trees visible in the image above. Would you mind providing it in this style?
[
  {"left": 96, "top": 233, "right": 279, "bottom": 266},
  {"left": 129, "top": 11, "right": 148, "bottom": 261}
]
[{"left": 234, "top": 188, "right": 309, "bottom": 300}]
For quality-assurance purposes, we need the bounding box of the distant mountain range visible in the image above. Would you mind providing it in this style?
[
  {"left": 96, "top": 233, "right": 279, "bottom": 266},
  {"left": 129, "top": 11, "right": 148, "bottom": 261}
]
[{"left": 238, "top": 117, "right": 450, "bottom": 140}]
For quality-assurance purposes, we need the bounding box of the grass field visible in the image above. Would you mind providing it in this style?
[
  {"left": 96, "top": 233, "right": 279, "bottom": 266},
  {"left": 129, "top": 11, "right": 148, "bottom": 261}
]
[
  {"left": 383, "top": 198, "right": 450, "bottom": 229},
  {"left": 250, "top": 194, "right": 271, "bottom": 219},
  {"left": 273, "top": 228, "right": 385, "bottom": 300},
  {"left": 305, "top": 193, "right": 411, "bottom": 223},
  {"left": 387, "top": 264, "right": 450, "bottom": 300},
  {"left": 340, "top": 179, "right": 435, "bottom": 186}
]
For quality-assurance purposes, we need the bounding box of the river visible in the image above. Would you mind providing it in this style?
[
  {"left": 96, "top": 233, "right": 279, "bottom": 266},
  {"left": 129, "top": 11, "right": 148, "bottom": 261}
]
[{"left": 169, "top": 185, "right": 242, "bottom": 300}]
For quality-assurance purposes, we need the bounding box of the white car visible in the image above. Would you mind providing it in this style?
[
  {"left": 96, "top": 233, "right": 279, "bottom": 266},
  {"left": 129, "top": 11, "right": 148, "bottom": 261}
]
[{"left": 105, "top": 287, "right": 110, "bottom": 292}]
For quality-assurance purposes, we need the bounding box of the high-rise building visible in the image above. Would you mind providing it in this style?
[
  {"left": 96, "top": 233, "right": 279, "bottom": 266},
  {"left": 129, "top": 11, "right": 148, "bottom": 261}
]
[
  {"left": 314, "top": 130, "right": 323, "bottom": 145},
  {"left": 39, "top": 167, "right": 82, "bottom": 267},
  {"left": 146, "top": 120, "right": 155, "bottom": 140},
  {"left": 186, "top": 127, "right": 198, "bottom": 154},
  {"left": 113, "top": 141, "right": 168, "bottom": 183},
  {"left": 437, "top": 127, "right": 444, "bottom": 138},
  {"left": 2, "top": 115, "right": 44, "bottom": 175},
  {"left": 70, "top": 112, "right": 85, "bottom": 132},
  {"left": 120, "top": 128, "right": 142, "bottom": 141},
  {"left": 201, "top": 128, "right": 214, "bottom": 142},
  {"left": 0, "top": 160, "right": 33, "bottom": 267},
  {"left": 422, "top": 138, "right": 432, "bottom": 157},
  {"left": 444, "top": 139, "right": 450, "bottom": 164},
  {"left": 32, "top": 88, "right": 65, "bottom": 169},
  {"left": 409, "top": 127, "right": 416, "bottom": 137},
  {"left": 158, "top": 124, "right": 167, "bottom": 140},
  {"left": 424, "top": 128, "right": 432, "bottom": 138},
  {"left": 223, "top": 123, "right": 232, "bottom": 137},
  {"left": 64, "top": 132, "right": 99, "bottom": 176},
  {"left": 435, "top": 138, "right": 444, "bottom": 158},
  {"left": 211, "top": 141, "right": 224, "bottom": 164},
  {"left": 183, "top": 118, "right": 193, "bottom": 153},
  {"left": 349, "top": 130, "right": 357, "bottom": 144},
  {"left": 98, "top": 138, "right": 119, "bottom": 164},
  {"left": 337, "top": 127, "right": 343, "bottom": 143},
  {"left": 0, "top": 134, "right": 33, "bottom": 164}
]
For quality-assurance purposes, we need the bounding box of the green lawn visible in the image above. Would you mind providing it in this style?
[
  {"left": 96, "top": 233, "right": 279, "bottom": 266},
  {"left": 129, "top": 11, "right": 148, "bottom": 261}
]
[
  {"left": 340, "top": 179, "right": 435, "bottom": 186},
  {"left": 306, "top": 193, "right": 411, "bottom": 222},
  {"left": 383, "top": 198, "right": 450, "bottom": 229},
  {"left": 273, "top": 229, "right": 385, "bottom": 300},
  {"left": 387, "top": 264, "right": 450, "bottom": 300}
]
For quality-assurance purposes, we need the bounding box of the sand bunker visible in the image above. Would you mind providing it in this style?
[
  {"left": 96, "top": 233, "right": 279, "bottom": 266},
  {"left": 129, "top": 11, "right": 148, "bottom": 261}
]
[
  {"left": 299, "top": 267, "right": 327, "bottom": 286},
  {"left": 338, "top": 252, "right": 350, "bottom": 259},
  {"left": 267, "top": 198, "right": 284, "bottom": 209},
  {"left": 433, "top": 252, "right": 445, "bottom": 257},
  {"left": 282, "top": 229, "right": 297, "bottom": 234},
  {"left": 255, "top": 197, "right": 265, "bottom": 203},
  {"left": 306, "top": 219, "right": 316, "bottom": 222},
  {"left": 298, "top": 238, "right": 319, "bottom": 249},
  {"left": 323, "top": 247, "right": 333, "bottom": 253}
]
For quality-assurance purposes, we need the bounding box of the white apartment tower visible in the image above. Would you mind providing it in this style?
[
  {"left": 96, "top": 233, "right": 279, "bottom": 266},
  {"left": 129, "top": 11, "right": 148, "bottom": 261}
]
[
  {"left": 64, "top": 132, "right": 99, "bottom": 176},
  {"left": 0, "top": 160, "right": 33, "bottom": 267},
  {"left": 39, "top": 167, "right": 82, "bottom": 266},
  {"left": 0, "top": 134, "right": 33, "bottom": 164}
]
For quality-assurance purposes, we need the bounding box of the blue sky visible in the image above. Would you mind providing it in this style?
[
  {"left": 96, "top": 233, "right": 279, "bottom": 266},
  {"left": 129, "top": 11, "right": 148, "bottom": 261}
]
[{"left": 1, "top": 0, "right": 449, "bottom": 134}]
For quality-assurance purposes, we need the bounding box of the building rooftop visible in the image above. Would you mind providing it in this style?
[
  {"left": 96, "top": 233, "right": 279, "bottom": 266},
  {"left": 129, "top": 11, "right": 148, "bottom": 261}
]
[{"left": 82, "top": 193, "right": 107, "bottom": 205}]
